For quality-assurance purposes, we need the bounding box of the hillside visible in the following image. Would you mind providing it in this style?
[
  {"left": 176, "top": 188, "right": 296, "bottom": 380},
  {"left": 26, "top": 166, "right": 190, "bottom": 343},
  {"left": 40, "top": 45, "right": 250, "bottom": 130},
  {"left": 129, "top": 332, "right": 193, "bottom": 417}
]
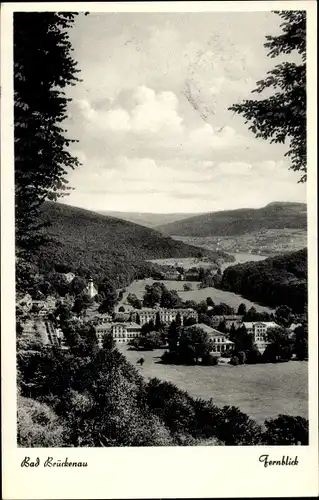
[
  {"left": 156, "top": 202, "right": 307, "bottom": 237},
  {"left": 29, "top": 202, "right": 227, "bottom": 287},
  {"left": 98, "top": 210, "right": 200, "bottom": 228},
  {"left": 219, "top": 248, "right": 307, "bottom": 312}
]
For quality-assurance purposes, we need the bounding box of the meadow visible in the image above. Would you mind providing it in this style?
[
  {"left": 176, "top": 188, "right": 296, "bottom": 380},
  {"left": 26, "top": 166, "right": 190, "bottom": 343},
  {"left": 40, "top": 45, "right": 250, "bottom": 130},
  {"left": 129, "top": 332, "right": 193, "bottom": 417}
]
[
  {"left": 120, "top": 346, "right": 308, "bottom": 425},
  {"left": 119, "top": 278, "right": 273, "bottom": 312}
]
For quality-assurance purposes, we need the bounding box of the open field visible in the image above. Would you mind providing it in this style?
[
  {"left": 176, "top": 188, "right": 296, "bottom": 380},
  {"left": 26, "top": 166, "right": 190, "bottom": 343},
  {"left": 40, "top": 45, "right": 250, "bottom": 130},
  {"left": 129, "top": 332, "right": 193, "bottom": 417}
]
[
  {"left": 119, "top": 278, "right": 273, "bottom": 312},
  {"left": 120, "top": 346, "right": 308, "bottom": 425},
  {"left": 148, "top": 257, "right": 229, "bottom": 269}
]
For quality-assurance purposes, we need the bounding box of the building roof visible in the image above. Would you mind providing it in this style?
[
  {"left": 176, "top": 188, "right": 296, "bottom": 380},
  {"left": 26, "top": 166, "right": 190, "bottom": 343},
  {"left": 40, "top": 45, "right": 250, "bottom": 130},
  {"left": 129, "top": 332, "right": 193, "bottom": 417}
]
[
  {"left": 288, "top": 323, "right": 303, "bottom": 331},
  {"left": 185, "top": 323, "right": 220, "bottom": 335},
  {"left": 111, "top": 322, "right": 141, "bottom": 329},
  {"left": 243, "top": 321, "right": 279, "bottom": 329}
]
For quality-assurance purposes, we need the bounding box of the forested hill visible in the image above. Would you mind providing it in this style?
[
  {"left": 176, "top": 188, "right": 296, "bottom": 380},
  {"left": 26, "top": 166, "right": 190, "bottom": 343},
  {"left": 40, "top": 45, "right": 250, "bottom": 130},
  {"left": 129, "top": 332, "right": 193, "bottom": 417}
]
[
  {"left": 219, "top": 248, "right": 307, "bottom": 312},
  {"left": 29, "top": 202, "right": 226, "bottom": 286},
  {"left": 156, "top": 202, "right": 307, "bottom": 237},
  {"left": 98, "top": 210, "right": 199, "bottom": 228}
]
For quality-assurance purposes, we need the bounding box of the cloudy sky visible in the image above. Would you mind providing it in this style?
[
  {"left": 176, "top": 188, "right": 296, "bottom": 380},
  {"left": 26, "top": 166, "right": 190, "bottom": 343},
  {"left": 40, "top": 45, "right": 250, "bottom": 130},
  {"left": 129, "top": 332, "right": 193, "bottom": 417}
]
[{"left": 64, "top": 11, "right": 306, "bottom": 214}]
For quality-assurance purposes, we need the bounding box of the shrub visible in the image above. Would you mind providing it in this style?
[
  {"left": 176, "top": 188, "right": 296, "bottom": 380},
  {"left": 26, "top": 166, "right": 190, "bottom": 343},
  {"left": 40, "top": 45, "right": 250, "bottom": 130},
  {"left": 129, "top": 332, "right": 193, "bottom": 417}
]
[
  {"left": 237, "top": 351, "right": 246, "bottom": 364},
  {"left": 201, "top": 354, "right": 219, "bottom": 366},
  {"left": 213, "top": 405, "right": 263, "bottom": 445},
  {"left": 263, "top": 415, "right": 309, "bottom": 445},
  {"left": 230, "top": 356, "right": 240, "bottom": 366},
  {"left": 17, "top": 396, "right": 68, "bottom": 447},
  {"left": 161, "top": 350, "right": 180, "bottom": 364}
]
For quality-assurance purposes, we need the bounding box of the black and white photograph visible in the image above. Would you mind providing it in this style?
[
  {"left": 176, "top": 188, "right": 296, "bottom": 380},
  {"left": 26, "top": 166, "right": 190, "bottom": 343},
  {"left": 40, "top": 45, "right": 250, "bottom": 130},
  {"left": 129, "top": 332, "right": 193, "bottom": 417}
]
[{"left": 1, "top": 1, "right": 318, "bottom": 498}]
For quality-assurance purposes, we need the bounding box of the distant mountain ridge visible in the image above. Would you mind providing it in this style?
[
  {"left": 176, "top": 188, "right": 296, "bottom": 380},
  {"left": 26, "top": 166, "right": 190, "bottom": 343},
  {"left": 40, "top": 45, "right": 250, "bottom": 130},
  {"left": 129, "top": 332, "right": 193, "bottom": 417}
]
[
  {"left": 156, "top": 202, "right": 307, "bottom": 237},
  {"left": 98, "top": 210, "right": 201, "bottom": 228},
  {"left": 30, "top": 202, "right": 226, "bottom": 287}
]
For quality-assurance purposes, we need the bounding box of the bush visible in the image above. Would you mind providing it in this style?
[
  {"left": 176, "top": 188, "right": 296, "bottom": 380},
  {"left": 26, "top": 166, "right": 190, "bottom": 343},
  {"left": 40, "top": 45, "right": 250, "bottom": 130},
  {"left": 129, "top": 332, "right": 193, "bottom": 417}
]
[
  {"left": 17, "top": 396, "right": 68, "bottom": 447},
  {"left": 263, "top": 415, "right": 308, "bottom": 445},
  {"left": 201, "top": 354, "right": 219, "bottom": 366},
  {"left": 213, "top": 405, "right": 263, "bottom": 445},
  {"left": 161, "top": 350, "right": 180, "bottom": 364},
  {"left": 146, "top": 378, "right": 196, "bottom": 435},
  {"left": 237, "top": 351, "right": 246, "bottom": 364},
  {"left": 230, "top": 356, "right": 240, "bottom": 366}
]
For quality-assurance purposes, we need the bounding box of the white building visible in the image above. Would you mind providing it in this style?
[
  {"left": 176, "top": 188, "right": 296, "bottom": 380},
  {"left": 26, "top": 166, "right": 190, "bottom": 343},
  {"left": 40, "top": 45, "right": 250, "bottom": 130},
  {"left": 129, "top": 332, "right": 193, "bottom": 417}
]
[
  {"left": 243, "top": 321, "right": 279, "bottom": 353},
  {"left": 95, "top": 322, "right": 141, "bottom": 346},
  {"left": 136, "top": 307, "right": 198, "bottom": 326},
  {"left": 185, "top": 323, "right": 234, "bottom": 355}
]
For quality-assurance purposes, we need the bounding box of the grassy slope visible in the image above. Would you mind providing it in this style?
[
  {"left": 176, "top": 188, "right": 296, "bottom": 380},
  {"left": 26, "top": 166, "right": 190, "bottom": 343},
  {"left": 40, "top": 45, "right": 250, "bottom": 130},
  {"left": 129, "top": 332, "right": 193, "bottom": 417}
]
[
  {"left": 121, "top": 346, "right": 308, "bottom": 425},
  {"left": 156, "top": 202, "right": 307, "bottom": 237}
]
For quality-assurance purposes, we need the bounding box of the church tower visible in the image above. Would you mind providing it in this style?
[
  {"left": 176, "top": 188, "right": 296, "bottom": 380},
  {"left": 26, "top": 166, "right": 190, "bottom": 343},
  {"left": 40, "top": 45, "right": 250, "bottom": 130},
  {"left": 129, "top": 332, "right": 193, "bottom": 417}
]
[{"left": 86, "top": 278, "right": 98, "bottom": 299}]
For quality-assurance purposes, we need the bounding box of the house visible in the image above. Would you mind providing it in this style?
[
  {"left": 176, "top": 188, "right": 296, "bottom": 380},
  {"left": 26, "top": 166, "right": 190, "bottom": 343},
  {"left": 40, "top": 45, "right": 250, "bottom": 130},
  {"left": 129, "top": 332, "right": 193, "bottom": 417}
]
[
  {"left": 184, "top": 270, "right": 199, "bottom": 281},
  {"left": 288, "top": 323, "right": 303, "bottom": 332},
  {"left": 16, "top": 293, "right": 33, "bottom": 313},
  {"left": 242, "top": 321, "right": 279, "bottom": 353},
  {"left": 162, "top": 270, "right": 181, "bottom": 281},
  {"left": 184, "top": 323, "right": 234, "bottom": 355}
]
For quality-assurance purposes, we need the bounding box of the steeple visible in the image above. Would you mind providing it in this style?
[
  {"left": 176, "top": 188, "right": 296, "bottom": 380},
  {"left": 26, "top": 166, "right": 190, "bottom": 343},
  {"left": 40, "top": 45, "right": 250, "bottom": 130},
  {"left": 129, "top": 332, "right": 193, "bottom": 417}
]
[{"left": 86, "top": 278, "right": 98, "bottom": 299}]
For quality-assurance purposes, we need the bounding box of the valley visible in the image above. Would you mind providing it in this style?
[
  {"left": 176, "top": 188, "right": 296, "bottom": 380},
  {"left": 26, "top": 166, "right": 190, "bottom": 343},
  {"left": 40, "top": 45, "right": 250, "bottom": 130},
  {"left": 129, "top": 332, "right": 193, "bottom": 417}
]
[{"left": 173, "top": 229, "right": 307, "bottom": 257}]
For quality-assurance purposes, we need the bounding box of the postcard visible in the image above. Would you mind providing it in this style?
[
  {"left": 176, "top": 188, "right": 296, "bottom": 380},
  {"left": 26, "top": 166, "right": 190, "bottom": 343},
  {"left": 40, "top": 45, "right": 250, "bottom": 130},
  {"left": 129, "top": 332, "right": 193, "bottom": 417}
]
[{"left": 1, "top": 1, "right": 318, "bottom": 498}]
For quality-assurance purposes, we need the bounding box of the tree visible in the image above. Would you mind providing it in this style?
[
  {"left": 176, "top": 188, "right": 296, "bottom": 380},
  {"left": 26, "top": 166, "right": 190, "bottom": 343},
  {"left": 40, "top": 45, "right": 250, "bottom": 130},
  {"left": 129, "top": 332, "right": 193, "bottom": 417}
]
[
  {"left": 237, "top": 303, "right": 247, "bottom": 316},
  {"left": 293, "top": 324, "right": 308, "bottom": 360},
  {"left": 263, "top": 415, "right": 308, "bottom": 445},
  {"left": 206, "top": 297, "right": 215, "bottom": 307},
  {"left": 97, "top": 281, "right": 117, "bottom": 313},
  {"left": 155, "top": 311, "right": 162, "bottom": 331},
  {"left": 70, "top": 276, "right": 87, "bottom": 297},
  {"left": 167, "top": 321, "right": 180, "bottom": 351},
  {"left": 275, "top": 305, "right": 293, "bottom": 326},
  {"left": 229, "top": 11, "right": 306, "bottom": 182},
  {"left": 14, "top": 13, "right": 83, "bottom": 252},
  {"left": 263, "top": 327, "right": 293, "bottom": 362},
  {"left": 143, "top": 283, "right": 162, "bottom": 308},
  {"left": 72, "top": 295, "right": 93, "bottom": 316},
  {"left": 178, "top": 327, "right": 212, "bottom": 365},
  {"left": 127, "top": 293, "right": 142, "bottom": 309},
  {"left": 160, "top": 289, "right": 181, "bottom": 309},
  {"left": 183, "top": 283, "right": 192, "bottom": 291},
  {"left": 102, "top": 332, "right": 116, "bottom": 351},
  {"left": 213, "top": 302, "right": 235, "bottom": 316}
]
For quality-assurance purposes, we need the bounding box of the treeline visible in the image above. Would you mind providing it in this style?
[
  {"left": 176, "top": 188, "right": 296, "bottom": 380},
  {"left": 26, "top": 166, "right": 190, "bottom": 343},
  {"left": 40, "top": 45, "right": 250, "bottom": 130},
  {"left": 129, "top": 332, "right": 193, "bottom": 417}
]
[
  {"left": 219, "top": 249, "right": 307, "bottom": 312},
  {"left": 17, "top": 334, "right": 308, "bottom": 447}
]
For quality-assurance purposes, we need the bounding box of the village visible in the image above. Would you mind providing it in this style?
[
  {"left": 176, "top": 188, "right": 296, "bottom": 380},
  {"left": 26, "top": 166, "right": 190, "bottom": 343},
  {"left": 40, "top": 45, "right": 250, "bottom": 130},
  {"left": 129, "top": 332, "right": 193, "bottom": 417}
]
[{"left": 17, "top": 274, "right": 302, "bottom": 359}]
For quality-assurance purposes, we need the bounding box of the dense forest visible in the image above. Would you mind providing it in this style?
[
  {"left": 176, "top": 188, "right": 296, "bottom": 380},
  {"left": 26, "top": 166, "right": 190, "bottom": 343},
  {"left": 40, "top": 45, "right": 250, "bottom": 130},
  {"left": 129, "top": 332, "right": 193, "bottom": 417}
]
[
  {"left": 219, "top": 249, "right": 307, "bottom": 312},
  {"left": 157, "top": 202, "right": 307, "bottom": 237},
  {"left": 26, "top": 201, "right": 229, "bottom": 288}
]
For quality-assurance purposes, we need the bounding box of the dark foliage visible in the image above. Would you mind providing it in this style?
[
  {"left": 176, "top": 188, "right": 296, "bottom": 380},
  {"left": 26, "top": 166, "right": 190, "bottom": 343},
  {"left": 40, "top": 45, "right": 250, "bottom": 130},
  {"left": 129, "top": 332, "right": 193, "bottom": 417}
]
[
  {"left": 229, "top": 11, "right": 306, "bottom": 182},
  {"left": 220, "top": 249, "right": 307, "bottom": 312},
  {"left": 29, "top": 201, "right": 216, "bottom": 289},
  {"left": 14, "top": 13, "right": 82, "bottom": 252}
]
